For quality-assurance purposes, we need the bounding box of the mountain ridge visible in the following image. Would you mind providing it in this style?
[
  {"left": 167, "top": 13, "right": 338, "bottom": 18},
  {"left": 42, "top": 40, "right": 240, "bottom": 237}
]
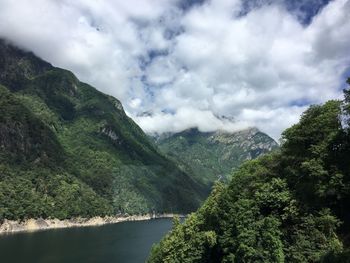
[
  {"left": 153, "top": 127, "right": 278, "bottom": 187},
  {"left": 0, "top": 39, "right": 207, "bottom": 220}
]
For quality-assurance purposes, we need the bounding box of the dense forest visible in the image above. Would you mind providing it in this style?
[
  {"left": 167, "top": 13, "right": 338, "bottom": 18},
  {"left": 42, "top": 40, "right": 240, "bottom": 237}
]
[
  {"left": 0, "top": 39, "right": 208, "bottom": 221},
  {"left": 148, "top": 79, "right": 350, "bottom": 262}
]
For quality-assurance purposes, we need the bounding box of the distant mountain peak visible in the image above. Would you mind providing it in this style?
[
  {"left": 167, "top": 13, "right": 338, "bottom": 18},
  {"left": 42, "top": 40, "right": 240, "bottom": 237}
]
[{"left": 154, "top": 126, "right": 278, "bottom": 186}]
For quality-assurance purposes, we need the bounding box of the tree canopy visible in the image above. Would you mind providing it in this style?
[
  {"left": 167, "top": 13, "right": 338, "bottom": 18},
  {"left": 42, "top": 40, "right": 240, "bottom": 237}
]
[{"left": 148, "top": 80, "right": 350, "bottom": 262}]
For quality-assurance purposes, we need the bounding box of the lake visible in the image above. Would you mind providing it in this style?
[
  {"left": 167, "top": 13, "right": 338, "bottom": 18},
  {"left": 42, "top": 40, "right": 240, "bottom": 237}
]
[{"left": 0, "top": 218, "right": 173, "bottom": 263}]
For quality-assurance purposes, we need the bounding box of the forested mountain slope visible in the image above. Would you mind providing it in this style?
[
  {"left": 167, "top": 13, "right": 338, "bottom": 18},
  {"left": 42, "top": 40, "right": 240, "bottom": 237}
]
[
  {"left": 0, "top": 39, "right": 207, "bottom": 220},
  {"left": 148, "top": 81, "right": 350, "bottom": 262},
  {"left": 154, "top": 128, "right": 278, "bottom": 186}
]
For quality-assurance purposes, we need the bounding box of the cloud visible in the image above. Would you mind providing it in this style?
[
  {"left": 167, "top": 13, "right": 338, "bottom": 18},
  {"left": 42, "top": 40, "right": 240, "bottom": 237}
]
[
  {"left": 0, "top": 0, "right": 349, "bottom": 140},
  {"left": 134, "top": 106, "right": 250, "bottom": 134}
]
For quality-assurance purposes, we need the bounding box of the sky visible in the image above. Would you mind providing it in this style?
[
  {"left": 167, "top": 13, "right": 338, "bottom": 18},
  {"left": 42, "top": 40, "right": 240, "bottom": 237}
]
[{"left": 0, "top": 0, "right": 349, "bottom": 140}]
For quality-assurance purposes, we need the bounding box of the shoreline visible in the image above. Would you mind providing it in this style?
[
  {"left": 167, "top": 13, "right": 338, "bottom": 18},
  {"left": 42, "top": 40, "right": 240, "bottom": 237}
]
[{"left": 0, "top": 213, "right": 182, "bottom": 235}]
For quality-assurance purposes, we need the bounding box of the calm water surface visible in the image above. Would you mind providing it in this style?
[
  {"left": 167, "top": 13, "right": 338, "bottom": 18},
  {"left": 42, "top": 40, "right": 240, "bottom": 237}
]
[{"left": 0, "top": 218, "right": 172, "bottom": 263}]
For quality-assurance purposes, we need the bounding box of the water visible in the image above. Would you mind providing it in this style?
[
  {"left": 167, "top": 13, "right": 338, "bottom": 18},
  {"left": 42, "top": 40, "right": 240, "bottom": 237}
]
[{"left": 0, "top": 218, "right": 172, "bottom": 263}]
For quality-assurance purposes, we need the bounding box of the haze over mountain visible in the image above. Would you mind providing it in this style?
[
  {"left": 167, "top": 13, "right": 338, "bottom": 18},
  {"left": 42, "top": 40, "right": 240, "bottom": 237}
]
[{"left": 1, "top": 0, "right": 349, "bottom": 140}]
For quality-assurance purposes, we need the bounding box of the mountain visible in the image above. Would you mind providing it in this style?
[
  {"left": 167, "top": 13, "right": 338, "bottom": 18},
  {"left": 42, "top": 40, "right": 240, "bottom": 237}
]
[
  {"left": 0, "top": 39, "right": 207, "bottom": 221},
  {"left": 148, "top": 91, "right": 350, "bottom": 262},
  {"left": 154, "top": 127, "right": 278, "bottom": 187}
]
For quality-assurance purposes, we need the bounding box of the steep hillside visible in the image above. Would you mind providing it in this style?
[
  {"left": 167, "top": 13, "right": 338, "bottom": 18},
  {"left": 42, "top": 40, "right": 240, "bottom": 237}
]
[
  {"left": 0, "top": 39, "right": 207, "bottom": 220},
  {"left": 148, "top": 86, "right": 350, "bottom": 262},
  {"left": 154, "top": 128, "right": 278, "bottom": 186}
]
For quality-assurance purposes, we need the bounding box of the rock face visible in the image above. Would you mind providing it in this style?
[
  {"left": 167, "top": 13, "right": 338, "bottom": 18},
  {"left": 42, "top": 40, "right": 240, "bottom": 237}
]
[
  {"left": 154, "top": 127, "right": 278, "bottom": 187},
  {"left": 100, "top": 126, "right": 121, "bottom": 144}
]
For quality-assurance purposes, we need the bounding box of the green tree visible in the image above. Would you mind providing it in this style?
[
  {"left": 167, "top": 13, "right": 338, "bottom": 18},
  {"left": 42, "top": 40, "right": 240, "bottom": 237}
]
[{"left": 148, "top": 79, "right": 350, "bottom": 262}]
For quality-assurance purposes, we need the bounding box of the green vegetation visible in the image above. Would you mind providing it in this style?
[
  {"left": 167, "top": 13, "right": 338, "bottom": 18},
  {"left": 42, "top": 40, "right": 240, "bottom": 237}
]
[
  {"left": 148, "top": 81, "right": 350, "bottom": 262},
  {"left": 154, "top": 128, "right": 278, "bottom": 187},
  {"left": 0, "top": 39, "right": 207, "bottom": 221}
]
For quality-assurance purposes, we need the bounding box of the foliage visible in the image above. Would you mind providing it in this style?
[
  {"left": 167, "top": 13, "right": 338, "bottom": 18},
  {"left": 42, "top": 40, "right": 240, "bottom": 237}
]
[
  {"left": 0, "top": 164, "right": 112, "bottom": 221},
  {"left": 148, "top": 82, "right": 350, "bottom": 262},
  {"left": 0, "top": 40, "right": 207, "bottom": 221}
]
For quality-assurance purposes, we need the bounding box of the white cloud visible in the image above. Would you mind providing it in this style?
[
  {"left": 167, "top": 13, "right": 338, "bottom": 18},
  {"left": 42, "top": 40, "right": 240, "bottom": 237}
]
[
  {"left": 134, "top": 106, "right": 250, "bottom": 134},
  {"left": 0, "top": 0, "right": 349, "bottom": 140}
]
